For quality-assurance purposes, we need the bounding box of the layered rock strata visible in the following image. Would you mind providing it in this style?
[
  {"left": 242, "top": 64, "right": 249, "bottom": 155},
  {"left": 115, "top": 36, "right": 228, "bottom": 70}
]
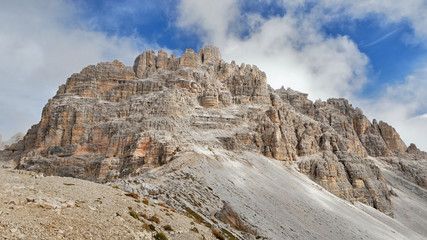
[{"left": 2, "top": 46, "right": 426, "bottom": 218}]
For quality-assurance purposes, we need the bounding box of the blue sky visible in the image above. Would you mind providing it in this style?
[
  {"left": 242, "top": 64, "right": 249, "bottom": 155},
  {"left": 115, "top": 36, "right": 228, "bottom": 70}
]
[{"left": 0, "top": 0, "right": 426, "bottom": 150}]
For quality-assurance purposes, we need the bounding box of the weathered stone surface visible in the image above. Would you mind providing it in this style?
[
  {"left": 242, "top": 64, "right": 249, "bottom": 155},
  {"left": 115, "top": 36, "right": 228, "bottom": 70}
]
[
  {"left": 202, "top": 45, "right": 222, "bottom": 65},
  {"left": 378, "top": 156, "right": 427, "bottom": 188},
  {"left": 156, "top": 50, "right": 168, "bottom": 71},
  {"left": 1, "top": 46, "right": 421, "bottom": 217},
  {"left": 405, "top": 143, "right": 427, "bottom": 159},
  {"left": 0, "top": 133, "right": 24, "bottom": 152},
  {"left": 378, "top": 121, "right": 407, "bottom": 154},
  {"left": 299, "top": 151, "right": 392, "bottom": 216},
  {"left": 133, "top": 50, "right": 156, "bottom": 78},
  {"left": 215, "top": 202, "right": 257, "bottom": 235},
  {"left": 407, "top": 143, "right": 421, "bottom": 155},
  {"left": 0, "top": 168, "right": 216, "bottom": 240},
  {"left": 276, "top": 88, "right": 409, "bottom": 158},
  {"left": 180, "top": 49, "right": 202, "bottom": 68}
]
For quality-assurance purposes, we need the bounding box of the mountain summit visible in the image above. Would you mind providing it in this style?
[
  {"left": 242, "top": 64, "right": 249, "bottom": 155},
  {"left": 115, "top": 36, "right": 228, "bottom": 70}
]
[{"left": 1, "top": 46, "right": 426, "bottom": 239}]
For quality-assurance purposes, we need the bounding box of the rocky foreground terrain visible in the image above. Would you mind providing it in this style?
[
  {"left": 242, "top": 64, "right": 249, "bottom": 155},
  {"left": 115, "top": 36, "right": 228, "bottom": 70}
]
[
  {"left": 0, "top": 168, "right": 215, "bottom": 239},
  {"left": 1, "top": 46, "right": 426, "bottom": 239}
]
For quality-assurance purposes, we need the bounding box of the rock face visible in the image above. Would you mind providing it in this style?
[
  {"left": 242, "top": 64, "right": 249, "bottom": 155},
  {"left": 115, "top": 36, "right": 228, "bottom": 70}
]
[
  {"left": 2, "top": 46, "right": 425, "bottom": 223},
  {"left": 0, "top": 133, "right": 24, "bottom": 151}
]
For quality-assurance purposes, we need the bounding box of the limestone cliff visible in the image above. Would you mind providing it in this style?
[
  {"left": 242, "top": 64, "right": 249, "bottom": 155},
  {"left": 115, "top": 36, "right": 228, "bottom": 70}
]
[{"left": 2, "top": 46, "right": 426, "bottom": 220}]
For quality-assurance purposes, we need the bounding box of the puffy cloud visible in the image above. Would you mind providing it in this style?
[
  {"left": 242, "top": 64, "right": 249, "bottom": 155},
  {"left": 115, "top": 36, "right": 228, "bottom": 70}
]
[
  {"left": 357, "top": 64, "right": 427, "bottom": 150},
  {"left": 177, "top": 0, "right": 427, "bottom": 150},
  {"left": 0, "top": 0, "right": 155, "bottom": 139},
  {"left": 177, "top": 0, "right": 369, "bottom": 100},
  {"left": 177, "top": 0, "right": 239, "bottom": 43},
  {"left": 311, "top": 0, "right": 427, "bottom": 44}
]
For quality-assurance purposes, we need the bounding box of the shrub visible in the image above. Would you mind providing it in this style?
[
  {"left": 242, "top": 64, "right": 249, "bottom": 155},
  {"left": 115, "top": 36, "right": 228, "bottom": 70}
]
[
  {"left": 211, "top": 229, "right": 225, "bottom": 240},
  {"left": 149, "top": 224, "right": 156, "bottom": 231},
  {"left": 185, "top": 207, "right": 205, "bottom": 225},
  {"left": 155, "top": 232, "right": 168, "bottom": 240},
  {"left": 125, "top": 192, "right": 139, "bottom": 199},
  {"left": 163, "top": 224, "right": 173, "bottom": 231},
  {"left": 143, "top": 222, "right": 152, "bottom": 232},
  {"left": 148, "top": 215, "right": 160, "bottom": 224},
  {"left": 142, "top": 198, "right": 149, "bottom": 205},
  {"left": 129, "top": 210, "right": 139, "bottom": 220},
  {"left": 157, "top": 202, "right": 169, "bottom": 208}
]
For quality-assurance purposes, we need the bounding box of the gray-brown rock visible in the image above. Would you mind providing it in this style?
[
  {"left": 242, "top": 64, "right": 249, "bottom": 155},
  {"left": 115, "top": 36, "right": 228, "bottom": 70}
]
[
  {"left": 378, "top": 121, "right": 407, "bottom": 154},
  {"left": 407, "top": 143, "right": 421, "bottom": 155},
  {"left": 1, "top": 46, "right": 420, "bottom": 220},
  {"left": 299, "top": 151, "right": 392, "bottom": 215},
  {"left": 202, "top": 45, "right": 222, "bottom": 65}
]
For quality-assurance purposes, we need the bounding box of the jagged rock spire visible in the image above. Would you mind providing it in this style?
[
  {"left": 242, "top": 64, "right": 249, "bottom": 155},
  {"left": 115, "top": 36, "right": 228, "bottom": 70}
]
[{"left": 133, "top": 45, "right": 222, "bottom": 78}]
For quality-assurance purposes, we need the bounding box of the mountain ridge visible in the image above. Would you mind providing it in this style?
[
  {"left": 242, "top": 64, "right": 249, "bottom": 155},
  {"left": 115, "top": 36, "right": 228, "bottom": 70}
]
[{"left": 1, "top": 46, "right": 426, "bottom": 239}]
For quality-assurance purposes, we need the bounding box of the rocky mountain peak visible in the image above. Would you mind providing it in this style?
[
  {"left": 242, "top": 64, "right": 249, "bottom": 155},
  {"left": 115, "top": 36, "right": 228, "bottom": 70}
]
[
  {"left": 133, "top": 45, "right": 223, "bottom": 78},
  {"left": 1, "top": 46, "right": 425, "bottom": 225}
]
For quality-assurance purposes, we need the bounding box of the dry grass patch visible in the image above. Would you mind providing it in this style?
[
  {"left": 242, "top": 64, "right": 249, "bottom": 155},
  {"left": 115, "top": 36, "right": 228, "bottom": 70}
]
[
  {"left": 148, "top": 215, "right": 160, "bottom": 224},
  {"left": 155, "top": 232, "right": 168, "bottom": 240},
  {"left": 163, "top": 224, "right": 173, "bottom": 231},
  {"left": 124, "top": 192, "right": 139, "bottom": 199}
]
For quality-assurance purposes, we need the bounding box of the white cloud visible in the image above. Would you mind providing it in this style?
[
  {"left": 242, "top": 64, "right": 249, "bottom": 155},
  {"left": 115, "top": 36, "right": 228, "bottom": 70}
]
[
  {"left": 177, "top": 0, "right": 427, "bottom": 150},
  {"left": 356, "top": 65, "right": 427, "bottom": 151},
  {"left": 0, "top": 0, "right": 154, "bottom": 139},
  {"left": 311, "top": 0, "right": 427, "bottom": 44},
  {"left": 178, "top": 0, "right": 369, "bottom": 100},
  {"left": 177, "top": 0, "right": 239, "bottom": 43}
]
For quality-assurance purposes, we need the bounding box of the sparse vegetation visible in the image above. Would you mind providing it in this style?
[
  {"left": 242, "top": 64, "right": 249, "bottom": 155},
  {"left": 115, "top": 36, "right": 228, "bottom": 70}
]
[
  {"left": 125, "top": 192, "right": 139, "bottom": 199},
  {"left": 221, "top": 228, "right": 237, "bottom": 240},
  {"left": 142, "top": 198, "right": 149, "bottom": 205},
  {"left": 155, "top": 232, "right": 168, "bottom": 240},
  {"left": 149, "top": 224, "right": 156, "bottom": 231},
  {"left": 148, "top": 215, "right": 160, "bottom": 224},
  {"left": 112, "top": 185, "right": 119, "bottom": 189},
  {"left": 63, "top": 183, "right": 75, "bottom": 186},
  {"left": 157, "top": 202, "right": 169, "bottom": 208},
  {"left": 211, "top": 228, "right": 225, "bottom": 240},
  {"left": 185, "top": 207, "right": 211, "bottom": 228},
  {"left": 143, "top": 222, "right": 152, "bottom": 232},
  {"left": 129, "top": 210, "right": 139, "bottom": 220},
  {"left": 163, "top": 224, "right": 173, "bottom": 231}
]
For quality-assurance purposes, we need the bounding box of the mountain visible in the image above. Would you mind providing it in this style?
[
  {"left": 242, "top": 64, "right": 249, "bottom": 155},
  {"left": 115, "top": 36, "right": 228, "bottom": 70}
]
[
  {"left": 1, "top": 46, "right": 426, "bottom": 240},
  {"left": 0, "top": 132, "right": 24, "bottom": 150}
]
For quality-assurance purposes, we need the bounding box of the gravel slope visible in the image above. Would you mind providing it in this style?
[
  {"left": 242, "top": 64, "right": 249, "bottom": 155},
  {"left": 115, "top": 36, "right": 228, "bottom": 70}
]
[
  {"left": 0, "top": 168, "right": 216, "bottom": 240},
  {"left": 116, "top": 148, "right": 426, "bottom": 240}
]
